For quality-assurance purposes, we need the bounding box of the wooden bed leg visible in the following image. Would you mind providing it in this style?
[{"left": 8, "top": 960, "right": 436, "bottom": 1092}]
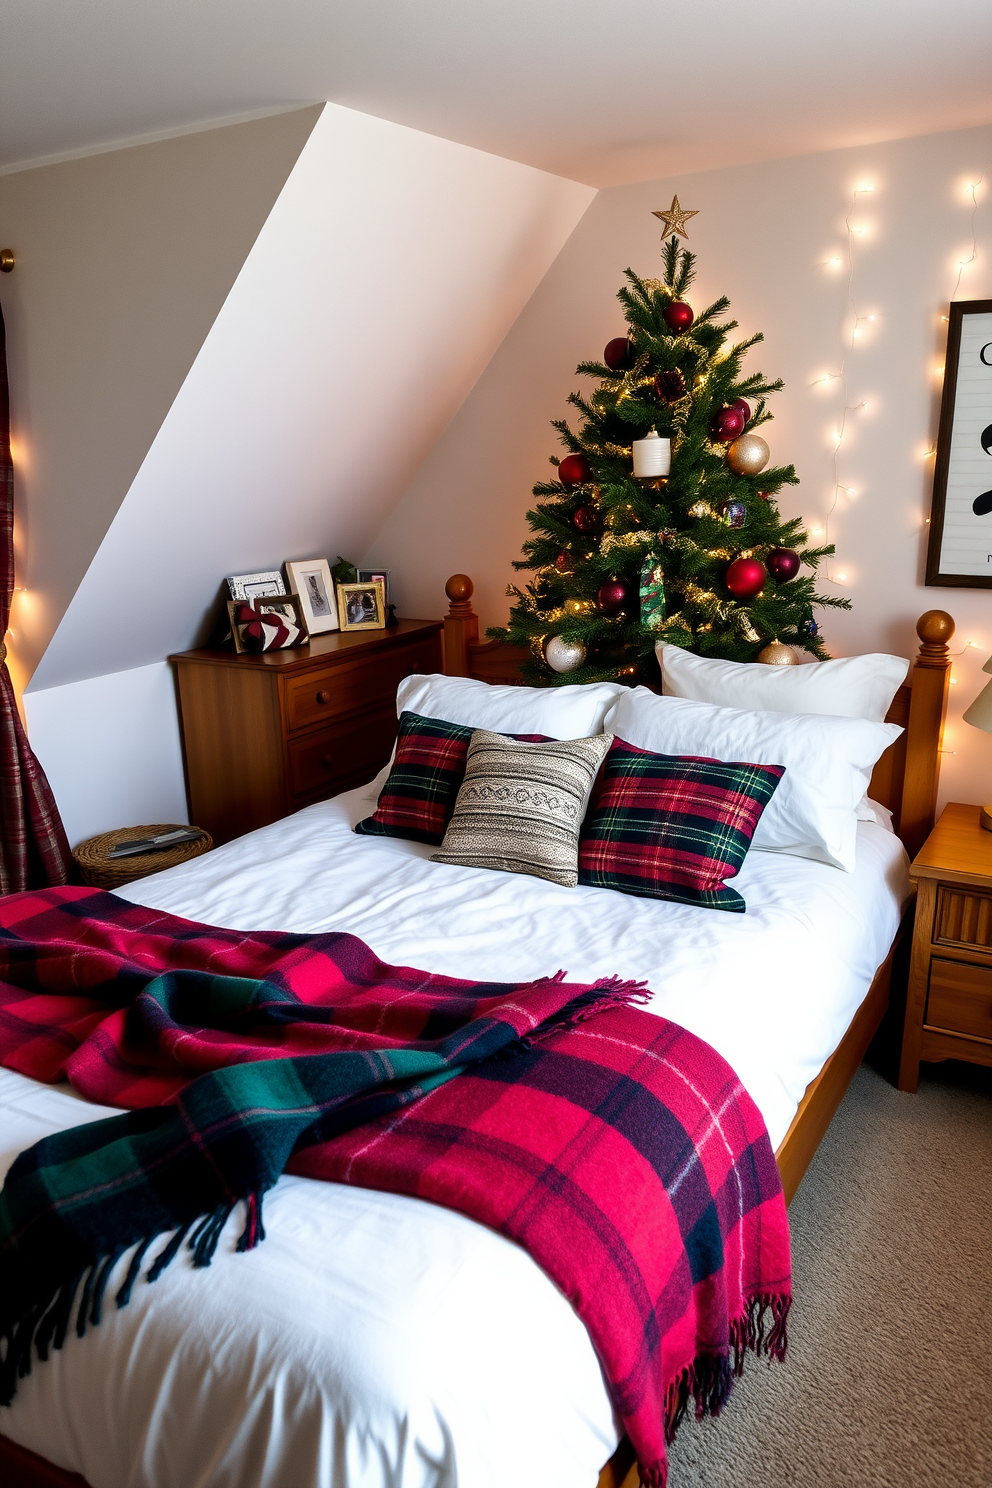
[
  {"left": 899, "top": 610, "right": 954, "bottom": 859},
  {"left": 443, "top": 574, "right": 478, "bottom": 677}
]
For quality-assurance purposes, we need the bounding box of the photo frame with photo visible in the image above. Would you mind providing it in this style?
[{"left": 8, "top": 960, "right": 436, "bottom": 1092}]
[
  {"left": 227, "top": 594, "right": 307, "bottom": 654},
  {"left": 226, "top": 569, "right": 286, "bottom": 601},
  {"left": 925, "top": 299, "right": 992, "bottom": 588},
  {"left": 285, "top": 558, "right": 339, "bottom": 633},
  {"left": 357, "top": 567, "right": 390, "bottom": 604},
  {"left": 337, "top": 580, "right": 386, "bottom": 631}
]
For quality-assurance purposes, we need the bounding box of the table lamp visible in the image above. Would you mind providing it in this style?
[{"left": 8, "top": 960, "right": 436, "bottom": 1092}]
[{"left": 962, "top": 654, "right": 992, "bottom": 830}]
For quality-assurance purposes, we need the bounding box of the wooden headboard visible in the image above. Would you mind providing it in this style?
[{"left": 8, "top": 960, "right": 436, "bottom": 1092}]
[{"left": 441, "top": 573, "right": 955, "bottom": 860}]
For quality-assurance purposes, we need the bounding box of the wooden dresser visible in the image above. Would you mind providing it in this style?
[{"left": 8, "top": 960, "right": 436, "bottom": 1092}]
[
  {"left": 900, "top": 801, "right": 992, "bottom": 1090},
  {"left": 171, "top": 619, "right": 443, "bottom": 845}
]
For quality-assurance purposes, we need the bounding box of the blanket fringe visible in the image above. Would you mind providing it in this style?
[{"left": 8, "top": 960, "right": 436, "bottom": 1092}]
[
  {"left": 0, "top": 1191, "right": 265, "bottom": 1406},
  {"left": 526, "top": 977, "right": 652, "bottom": 1046},
  {"left": 641, "top": 1289, "right": 791, "bottom": 1487}
]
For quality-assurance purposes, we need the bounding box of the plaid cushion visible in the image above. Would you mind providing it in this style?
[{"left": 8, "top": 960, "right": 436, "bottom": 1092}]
[
  {"left": 578, "top": 737, "right": 785, "bottom": 912},
  {"left": 355, "top": 711, "right": 549, "bottom": 845}
]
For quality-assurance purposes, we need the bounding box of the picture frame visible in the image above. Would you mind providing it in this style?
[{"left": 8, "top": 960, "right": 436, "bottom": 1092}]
[
  {"left": 226, "top": 569, "right": 286, "bottom": 601},
  {"left": 337, "top": 580, "right": 386, "bottom": 632},
  {"left": 227, "top": 594, "right": 307, "bottom": 654},
  {"left": 284, "top": 557, "right": 339, "bottom": 634},
  {"left": 925, "top": 298, "right": 992, "bottom": 588},
  {"left": 357, "top": 567, "right": 390, "bottom": 604}
]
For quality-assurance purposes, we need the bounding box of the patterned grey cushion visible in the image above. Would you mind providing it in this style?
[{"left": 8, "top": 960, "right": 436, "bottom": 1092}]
[{"left": 430, "top": 728, "right": 613, "bottom": 886}]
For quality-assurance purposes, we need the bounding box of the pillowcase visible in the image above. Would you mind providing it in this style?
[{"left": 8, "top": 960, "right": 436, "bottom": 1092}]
[
  {"left": 603, "top": 688, "right": 902, "bottom": 872},
  {"left": 430, "top": 729, "right": 612, "bottom": 887},
  {"left": 355, "top": 711, "right": 547, "bottom": 845},
  {"left": 396, "top": 673, "right": 624, "bottom": 738},
  {"left": 657, "top": 643, "right": 909, "bottom": 723},
  {"left": 578, "top": 739, "right": 785, "bottom": 912}
]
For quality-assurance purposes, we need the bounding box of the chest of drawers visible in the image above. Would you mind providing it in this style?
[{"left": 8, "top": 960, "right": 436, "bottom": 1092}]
[{"left": 171, "top": 619, "right": 443, "bottom": 845}]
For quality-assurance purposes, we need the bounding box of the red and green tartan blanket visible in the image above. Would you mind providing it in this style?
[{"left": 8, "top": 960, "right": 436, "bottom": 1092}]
[{"left": 0, "top": 887, "right": 790, "bottom": 1487}]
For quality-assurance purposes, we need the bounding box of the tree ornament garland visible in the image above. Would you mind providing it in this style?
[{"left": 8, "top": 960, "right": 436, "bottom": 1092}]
[
  {"left": 545, "top": 635, "right": 586, "bottom": 673},
  {"left": 604, "top": 336, "right": 635, "bottom": 370},
  {"left": 492, "top": 226, "right": 848, "bottom": 683},
  {"left": 663, "top": 301, "right": 694, "bottom": 333},
  {"left": 725, "top": 557, "right": 766, "bottom": 600},
  {"left": 767, "top": 547, "right": 800, "bottom": 582},
  {"left": 711, "top": 406, "right": 746, "bottom": 442},
  {"left": 757, "top": 641, "right": 798, "bottom": 666},
  {"left": 726, "top": 433, "right": 770, "bottom": 475},
  {"left": 558, "top": 453, "right": 591, "bottom": 486}
]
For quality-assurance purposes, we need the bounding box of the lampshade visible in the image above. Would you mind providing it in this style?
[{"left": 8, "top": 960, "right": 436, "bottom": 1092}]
[{"left": 963, "top": 654, "right": 992, "bottom": 734}]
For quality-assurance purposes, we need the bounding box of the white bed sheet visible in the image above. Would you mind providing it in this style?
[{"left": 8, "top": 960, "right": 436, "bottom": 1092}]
[{"left": 0, "top": 782, "right": 911, "bottom": 1488}]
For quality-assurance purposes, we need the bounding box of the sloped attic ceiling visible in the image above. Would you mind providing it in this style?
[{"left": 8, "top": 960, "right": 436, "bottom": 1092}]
[{"left": 25, "top": 103, "right": 594, "bottom": 692}]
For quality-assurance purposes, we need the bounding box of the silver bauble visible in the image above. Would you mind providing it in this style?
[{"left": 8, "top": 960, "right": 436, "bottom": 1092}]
[
  {"left": 545, "top": 635, "right": 587, "bottom": 673},
  {"left": 757, "top": 641, "right": 799, "bottom": 666},
  {"left": 726, "top": 433, "right": 770, "bottom": 476}
]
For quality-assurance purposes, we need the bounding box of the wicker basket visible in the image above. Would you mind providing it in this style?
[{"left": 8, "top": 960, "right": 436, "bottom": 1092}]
[{"left": 73, "top": 824, "right": 213, "bottom": 889}]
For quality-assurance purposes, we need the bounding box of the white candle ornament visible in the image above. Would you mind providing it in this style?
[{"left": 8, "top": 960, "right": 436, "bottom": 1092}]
[{"left": 632, "top": 427, "right": 672, "bottom": 478}]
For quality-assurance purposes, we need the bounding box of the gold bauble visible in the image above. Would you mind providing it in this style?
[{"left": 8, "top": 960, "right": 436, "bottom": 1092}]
[
  {"left": 726, "top": 433, "right": 770, "bottom": 476},
  {"left": 757, "top": 641, "right": 799, "bottom": 666}
]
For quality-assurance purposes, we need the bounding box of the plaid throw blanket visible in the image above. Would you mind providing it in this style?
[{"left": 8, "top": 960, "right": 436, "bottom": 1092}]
[{"left": 0, "top": 888, "right": 790, "bottom": 1487}]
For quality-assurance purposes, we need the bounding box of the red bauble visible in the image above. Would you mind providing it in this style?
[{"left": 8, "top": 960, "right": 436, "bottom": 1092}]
[
  {"left": 725, "top": 557, "right": 767, "bottom": 600},
  {"left": 555, "top": 551, "right": 573, "bottom": 573},
  {"left": 729, "top": 398, "right": 751, "bottom": 424},
  {"left": 558, "top": 453, "right": 591, "bottom": 486},
  {"left": 604, "top": 336, "right": 635, "bottom": 370},
  {"left": 711, "top": 407, "right": 746, "bottom": 442},
  {"left": 571, "top": 504, "right": 598, "bottom": 534},
  {"left": 663, "top": 301, "right": 694, "bottom": 333},
  {"left": 596, "top": 579, "right": 627, "bottom": 616},
  {"left": 767, "top": 547, "right": 801, "bottom": 582}
]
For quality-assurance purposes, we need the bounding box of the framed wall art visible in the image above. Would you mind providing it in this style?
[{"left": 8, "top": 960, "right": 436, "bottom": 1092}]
[
  {"left": 925, "top": 299, "right": 992, "bottom": 588},
  {"left": 285, "top": 557, "right": 339, "bottom": 634},
  {"left": 337, "top": 580, "right": 386, "bottom": 632}
]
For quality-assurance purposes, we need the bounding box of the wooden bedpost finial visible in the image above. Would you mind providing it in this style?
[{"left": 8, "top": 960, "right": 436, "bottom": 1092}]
[
  {"left": 915, "top": 609, "right": 954, "bottom": 667},
  {"left": 445, "top": 574, "right": 474, "bottom": 615}
]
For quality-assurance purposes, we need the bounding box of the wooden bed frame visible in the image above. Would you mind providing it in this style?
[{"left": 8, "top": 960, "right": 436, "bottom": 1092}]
[{"left": 2, "top": 587, "right": 955, "bottom": 1488}]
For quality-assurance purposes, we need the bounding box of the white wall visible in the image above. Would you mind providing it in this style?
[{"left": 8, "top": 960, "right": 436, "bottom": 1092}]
[
  {"left": 24, "top": 664, "right": 188, "bottom": 848},
  {"left": 366, "top": 122, "right": 992, "bottom": 811},
  {"left": 23, "top": 103, "right": 594, "bottom": 841}
]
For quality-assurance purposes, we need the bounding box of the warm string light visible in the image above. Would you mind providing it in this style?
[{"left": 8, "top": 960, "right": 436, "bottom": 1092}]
[
  {"left": 812, "top": 182, "right": 877, "bottom": 586},
  {"left": 949, "top": 172, "right": 988, "bottom": 301}
]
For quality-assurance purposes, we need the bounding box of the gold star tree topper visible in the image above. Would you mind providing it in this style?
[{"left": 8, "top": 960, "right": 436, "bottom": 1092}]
[{"left": 652, "top": 195, "right": 698, "bottom": 240}]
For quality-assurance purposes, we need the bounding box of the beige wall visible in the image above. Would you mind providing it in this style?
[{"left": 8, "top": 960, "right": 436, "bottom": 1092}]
[
  {"left": 365, "top": 122, "right": 992, "bottom": 809},
  {"left": 0, "top": 105, "right": 321, "bottom": 681}
]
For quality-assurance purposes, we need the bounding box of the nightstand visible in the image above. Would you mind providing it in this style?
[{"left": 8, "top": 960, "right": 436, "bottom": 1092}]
[{"left": 899, "top": 802, "right": 992, "bottom": 1091}]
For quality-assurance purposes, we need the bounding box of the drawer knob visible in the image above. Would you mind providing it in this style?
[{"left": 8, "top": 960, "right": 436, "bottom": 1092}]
[
  {"left": 322, "top": 752, "right": 334, "bottom": 768},
  {"left": 316, "top": 690, "right": 331, "bottom": 705}
]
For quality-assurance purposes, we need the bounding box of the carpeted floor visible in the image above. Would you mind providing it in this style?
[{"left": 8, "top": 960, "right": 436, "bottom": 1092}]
[{"left": 667, "top": 1059, "right": 992, "bottom": 1488}]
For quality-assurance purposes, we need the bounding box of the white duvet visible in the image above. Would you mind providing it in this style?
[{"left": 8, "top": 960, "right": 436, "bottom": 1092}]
[{"left": 0, "top": 779, "right": 911, "bottom": 1488}]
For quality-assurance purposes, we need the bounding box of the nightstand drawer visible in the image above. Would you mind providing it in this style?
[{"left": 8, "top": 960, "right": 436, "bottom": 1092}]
[
  {"left": 935, "top": 886, "right": 992, "bottom": 950},
  {"left": 926, "top": 958, "right": 992, "bottom": 1043}
]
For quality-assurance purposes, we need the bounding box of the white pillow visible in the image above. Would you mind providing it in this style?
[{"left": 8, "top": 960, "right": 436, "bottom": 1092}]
[
  {"left": 602, "top": 688, "right": 902, "bottom": 872},
  {"left": 396, "top": 673, "right": 625, "bottom": 739},
  {"left": 657, "top": 643, "right": 909, "bottom": 723}
]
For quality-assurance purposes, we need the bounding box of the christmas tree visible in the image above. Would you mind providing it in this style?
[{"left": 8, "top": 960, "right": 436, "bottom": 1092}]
[{"left": 493, "top": 208, "right": 849, "bottom": 685}]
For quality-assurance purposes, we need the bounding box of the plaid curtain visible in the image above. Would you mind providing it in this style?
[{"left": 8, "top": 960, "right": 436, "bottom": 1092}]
[{"left": 0, "top": 298, "right": 70, "bottom": 892}]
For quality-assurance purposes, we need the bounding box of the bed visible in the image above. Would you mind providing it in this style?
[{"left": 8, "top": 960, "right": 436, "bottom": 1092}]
[{"left": 0, "top": 583, "right": 954, "bottom": 1488}]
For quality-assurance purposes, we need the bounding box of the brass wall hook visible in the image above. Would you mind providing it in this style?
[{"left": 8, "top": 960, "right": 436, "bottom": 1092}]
[{"left": 0, "top": 250, "right": 14, "bottom": 273}]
